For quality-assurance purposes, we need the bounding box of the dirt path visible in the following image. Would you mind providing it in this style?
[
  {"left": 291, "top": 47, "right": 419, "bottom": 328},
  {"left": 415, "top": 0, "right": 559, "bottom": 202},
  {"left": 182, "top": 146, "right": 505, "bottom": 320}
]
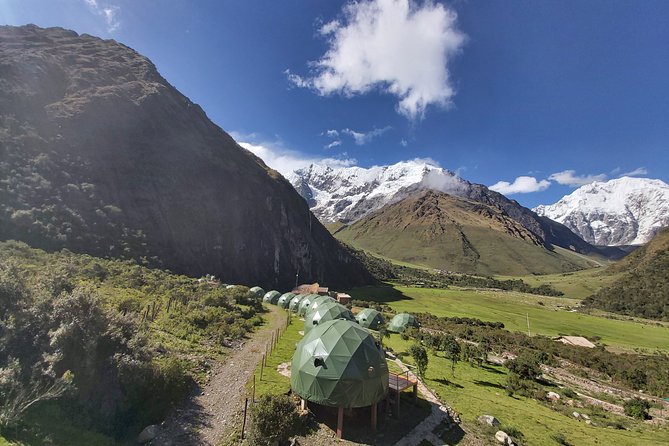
[{"left": 154, "top": 306, "right": 284, "bottom": 446}]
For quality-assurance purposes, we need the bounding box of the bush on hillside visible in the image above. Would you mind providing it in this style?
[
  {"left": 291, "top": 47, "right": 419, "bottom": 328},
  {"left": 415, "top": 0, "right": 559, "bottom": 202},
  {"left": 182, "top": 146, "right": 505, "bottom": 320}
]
[
  {"left": 623, "top": 398, "right": 651, "bottom": 420},
  {"left": 248, "top": 394, "right": 301, "bottom": 446}
]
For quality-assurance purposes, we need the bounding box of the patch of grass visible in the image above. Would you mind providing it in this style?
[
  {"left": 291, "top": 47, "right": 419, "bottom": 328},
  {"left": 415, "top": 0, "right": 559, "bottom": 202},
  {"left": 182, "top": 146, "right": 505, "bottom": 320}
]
[
  {"left": 386, "top": 334, "right": 669, "bottom": 446},
  {"left": 496, "top": 267, "right": 623, "bottom": 300},
  {"left": 348, "top": 284, "right": 669, "bottom": 352},
  {"left": 249, "top": 310, "right": 302, "bottom": 397}
]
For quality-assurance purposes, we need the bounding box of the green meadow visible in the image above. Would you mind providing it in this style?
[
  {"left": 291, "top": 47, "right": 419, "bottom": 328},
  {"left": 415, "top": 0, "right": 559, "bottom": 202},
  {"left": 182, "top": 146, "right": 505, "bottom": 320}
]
[
  {"left": 496, "top": 267, "right": 623, "bottom": 300},
  {"left": 347, "top": 284, "right": 669, "bottom": 352}
]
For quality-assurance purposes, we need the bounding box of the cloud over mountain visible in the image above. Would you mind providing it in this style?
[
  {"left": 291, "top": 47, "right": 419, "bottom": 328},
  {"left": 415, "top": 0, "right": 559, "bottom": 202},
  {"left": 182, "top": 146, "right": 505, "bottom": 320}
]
[{"left": 286, "top": 0, "right": 466, "bottom": 119}]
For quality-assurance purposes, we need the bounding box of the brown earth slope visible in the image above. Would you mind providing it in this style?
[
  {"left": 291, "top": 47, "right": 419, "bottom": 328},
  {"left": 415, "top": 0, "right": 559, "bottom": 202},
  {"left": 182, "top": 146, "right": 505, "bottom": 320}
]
[
  {"left": 335, "top": 190, "right": 595, "bottom": 276},
  {"left": 0, "top": 25, "right": 372, "bottom": 289}
]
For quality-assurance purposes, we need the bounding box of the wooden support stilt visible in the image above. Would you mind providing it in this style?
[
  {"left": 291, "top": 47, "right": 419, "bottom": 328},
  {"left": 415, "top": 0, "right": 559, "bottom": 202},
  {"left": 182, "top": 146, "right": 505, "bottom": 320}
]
[
  {"left": 336, "top": 406, "right": 344, "bottom": 439},
  {"left": 252, "top": 375, "right": 256, "bottom": 403},
  {"left": 301, "top": 398, "right": 308, "bottom": 411},
  {"left": 371, "top": 402, "right": 377, "bottom": 431},
  {"left": 413, "top": 382, "right": 418, "bottom": 401},
  {"left": 396, "top": 390, "right": 401, "bottom": 417}
]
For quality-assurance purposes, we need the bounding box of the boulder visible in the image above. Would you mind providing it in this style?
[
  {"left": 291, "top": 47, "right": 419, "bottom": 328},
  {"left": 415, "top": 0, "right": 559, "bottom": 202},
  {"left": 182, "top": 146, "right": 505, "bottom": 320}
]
[
  {"left": 137, "top": 425, "right": 160, "bottom": 444},
  {"left": 495, "top": 430, "right": 511, "bottom": 445},
  {"left": 547, "top": 391, "right": 560, "bottom": 401},
  {"left": 478, "top": 415, "right": 501, "bottom": 427},
  {"left": 572, "top": 411, "right": 580, "bottom": 419}
]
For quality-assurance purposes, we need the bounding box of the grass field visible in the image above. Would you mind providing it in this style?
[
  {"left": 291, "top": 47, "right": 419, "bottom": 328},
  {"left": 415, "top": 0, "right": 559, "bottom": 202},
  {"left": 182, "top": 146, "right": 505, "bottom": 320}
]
[
  {"left": 496, "top": 267, "right": 624, "bottom": 300},
  {"left": 386, "top": 334, "right": 669, "bottom": 446},
  {"left": 347, "top": 284, "right": 669, "bottom": 352}
]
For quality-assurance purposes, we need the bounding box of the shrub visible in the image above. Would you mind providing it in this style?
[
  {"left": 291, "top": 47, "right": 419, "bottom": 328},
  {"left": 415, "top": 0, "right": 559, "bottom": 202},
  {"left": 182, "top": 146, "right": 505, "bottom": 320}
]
[
  {"left": 248, "top": 394, "right": 301, "bottom": 445},
  {"left": 407, "top": 344, "right": 429, "bottom": 378},
  {"left": 623, "top": 398, "right": 651, "bottom": 420},
  {"left": 551, "top": 433, "right": 569, "bottom": 445}
]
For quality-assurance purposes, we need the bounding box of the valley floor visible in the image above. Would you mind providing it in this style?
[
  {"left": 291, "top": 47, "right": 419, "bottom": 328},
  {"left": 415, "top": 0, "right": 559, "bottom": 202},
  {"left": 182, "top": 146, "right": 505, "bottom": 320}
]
[{"left": 346, "top": 284, "right": 669, "bottom": 353}]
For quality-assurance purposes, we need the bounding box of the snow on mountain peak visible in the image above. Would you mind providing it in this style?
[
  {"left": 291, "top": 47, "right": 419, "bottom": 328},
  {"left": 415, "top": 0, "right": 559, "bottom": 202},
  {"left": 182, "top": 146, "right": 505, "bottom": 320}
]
[
  {"left": 534, "top": 176, "right": 669, "bottom": 246},
  {"left": 289, "top": 159, "right": 470, "bottom": 223}
]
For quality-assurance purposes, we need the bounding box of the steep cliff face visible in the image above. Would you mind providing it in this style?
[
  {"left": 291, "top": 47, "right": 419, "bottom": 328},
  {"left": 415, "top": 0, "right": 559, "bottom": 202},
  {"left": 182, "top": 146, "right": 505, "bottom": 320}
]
[{"left": 0, "top": 25, "right": 372, "bottom": 289}]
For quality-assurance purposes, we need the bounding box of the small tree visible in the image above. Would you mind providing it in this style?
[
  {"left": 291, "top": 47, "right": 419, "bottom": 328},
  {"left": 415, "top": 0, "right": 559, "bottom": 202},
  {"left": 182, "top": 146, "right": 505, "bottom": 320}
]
[
  {"left": 408, "top": 344, "right": 429, "bottom": 379},
  {"left": 441, "top": 335, "right": 461, "bottom": 375},
  {"left": 623, "top": 398, "right": 651, "bottom": 420},
  {"left": 506, "top": 351, "right": 542, "bottom": 381},
  {"left": 249, "top": 394, "right": 301, "bottom": 445},
  {"left": 377, "top": 323, "right": 390, "bottom": 348}
]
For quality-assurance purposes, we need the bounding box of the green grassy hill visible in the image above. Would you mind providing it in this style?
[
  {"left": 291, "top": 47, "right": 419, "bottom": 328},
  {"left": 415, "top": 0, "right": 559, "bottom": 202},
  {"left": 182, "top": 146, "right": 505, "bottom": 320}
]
[
  {"left": 0, "top": 240, "right": 265, "bottom": 445},
  {"left": 584, "top": 227, "right": 669, "bottom": 320},
  {"left": 335, "top": 190, "right": 598, "bottom": 276}
]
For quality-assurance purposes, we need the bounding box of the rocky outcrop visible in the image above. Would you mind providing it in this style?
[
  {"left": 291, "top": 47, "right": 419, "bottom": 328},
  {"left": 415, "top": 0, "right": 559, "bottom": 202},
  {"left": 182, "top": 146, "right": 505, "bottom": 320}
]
[{"left": 0, "top": 25, "right": 372, "bottom": 289}]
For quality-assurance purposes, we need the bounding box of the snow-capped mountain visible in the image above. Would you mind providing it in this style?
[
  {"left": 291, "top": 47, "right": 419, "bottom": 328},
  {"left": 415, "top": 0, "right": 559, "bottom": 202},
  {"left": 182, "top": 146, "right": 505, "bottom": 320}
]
[
  {"left": 288, "top": 160, "right": 470, "bottom": 223},
  {"left": 289, "top": 159, "right": 626, "bottom": 258},
  {"left": 534, "top": 177, "right": 669, "bottom": 246}
]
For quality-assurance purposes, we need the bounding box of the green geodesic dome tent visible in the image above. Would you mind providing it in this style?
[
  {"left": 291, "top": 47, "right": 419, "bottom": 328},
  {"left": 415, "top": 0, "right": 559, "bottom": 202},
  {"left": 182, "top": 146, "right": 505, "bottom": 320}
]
[
  {"left": 297, "top": 294, "right": 318, "bottom": 316},
  {"left": 304, "top": 301, "right": 356, "bottom": 334},
  {"left": 291, "top": 319, "right": 389, "bottom": 408},
  {"left": 305, "top": 295, "right": 336, "bottom": 316},
  {"left": 355, "top": 308, "right": 385, "bottom": 331},
  {"left": 387, "top": 313, "right": 419, "bottom": 333},
  {"left": 249, "top": 286, "right": 265, "bottom": 298},
  {"left": 263, "top": 290, "right": 281, "bottom": 304},
  {"left": 278, "top": 292, "right": 296, "bottom": 309},
  {"left": 289, "top": 294, "right": 306, "bottom": 313}
]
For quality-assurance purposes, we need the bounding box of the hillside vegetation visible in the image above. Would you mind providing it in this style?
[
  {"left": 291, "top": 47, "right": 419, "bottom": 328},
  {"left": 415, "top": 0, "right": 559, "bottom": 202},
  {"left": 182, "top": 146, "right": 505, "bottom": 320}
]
[
  {"left": 584, "top": 227, "right": 669, "bottom": 320},
  {"left": 0, "top": 25, "right": 370, "bottom": 290},
  {"left": 335, "top": 191, "right": 597, "bottom": 276},
  {"left": 0, "top": 240, "right": 263, "bottom": 444}
]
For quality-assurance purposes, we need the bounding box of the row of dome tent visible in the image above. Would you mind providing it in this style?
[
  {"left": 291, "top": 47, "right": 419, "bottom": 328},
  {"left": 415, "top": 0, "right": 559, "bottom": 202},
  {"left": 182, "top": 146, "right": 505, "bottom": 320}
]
[
  {"left": 251, "top": 285, "right": 420, "bottom": 334},
  {"left": 249, "top": 284, "right": 422, "bottom": 437}
]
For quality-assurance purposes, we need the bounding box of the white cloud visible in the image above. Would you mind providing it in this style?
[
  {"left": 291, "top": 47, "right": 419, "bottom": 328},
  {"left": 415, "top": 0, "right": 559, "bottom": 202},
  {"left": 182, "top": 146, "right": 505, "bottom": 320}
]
[
  {"left": 400, "top": 139, "right": 408, "bottom": 147},
  {"left": 325, "top": 140, "right": 342, "bottom": 149},
  {"left": 324, "top": 129, "right": 339, "bottom": 138},
  {"left": 287, "top": 0, "right": 466, "bottom": 119},
  {"left": 619, "top": 167, "right": 648, "bottom": 177},
  {"left": 343, "top": 126, "right": 391, "bottom": 145},
  {"left": 231, "top": 134, "right": 356, "bottom": 177},
  {"left": 490, "top": 176, "right": 551, "bottom": 195},
  {"left": 83, "top": 0, "right": 120, "bottom": 32},
  {"left": 548, "top": 170, "right": 607, "bottom": 187}
]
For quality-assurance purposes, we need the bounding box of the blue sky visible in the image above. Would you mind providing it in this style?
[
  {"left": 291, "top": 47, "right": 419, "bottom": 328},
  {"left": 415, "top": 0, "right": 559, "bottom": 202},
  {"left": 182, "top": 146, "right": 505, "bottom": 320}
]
[{"left": 3, "top": 0, "right": 668, "bottom": 207}]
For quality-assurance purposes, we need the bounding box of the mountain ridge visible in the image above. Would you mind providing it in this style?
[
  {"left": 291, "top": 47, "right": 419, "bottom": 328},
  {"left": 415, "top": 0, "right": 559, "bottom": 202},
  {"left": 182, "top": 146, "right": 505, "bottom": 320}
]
[
  {"left": 334, "top": 190, "right": 598, "bottom": 276},
  {"left": 289, "top": 160, "right": 623, "bottom": 259},
  {"left": 534, "top": 176, "right": 669, "bottom": 246}
]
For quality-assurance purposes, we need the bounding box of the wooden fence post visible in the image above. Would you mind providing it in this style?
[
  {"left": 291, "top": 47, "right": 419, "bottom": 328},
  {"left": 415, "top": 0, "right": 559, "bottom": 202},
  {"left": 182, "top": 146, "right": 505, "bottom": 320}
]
[
  {"left": 260, "top": 354, "right": 264, "bottom": 381},
  {"left": 241, "top": 398, "right": 248, "bottom": 440}
]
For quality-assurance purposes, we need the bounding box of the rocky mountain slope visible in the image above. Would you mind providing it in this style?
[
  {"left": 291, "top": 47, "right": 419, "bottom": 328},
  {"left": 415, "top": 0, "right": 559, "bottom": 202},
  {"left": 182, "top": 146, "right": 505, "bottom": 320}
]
[
  {"left": 333, "top": 190, "right": 596, "bottom": 275},
  {"left": 534, "top": 177, "right": 669, "bottom": 246},
  {"left": 583, "top": 227, "right": 669, "bottom": 320},
  {"left": 290, "top": 160, "right": 620, "bottom": 258},
  {"left": 0, "top": 25, "right": 372, "bottom": 289}
]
